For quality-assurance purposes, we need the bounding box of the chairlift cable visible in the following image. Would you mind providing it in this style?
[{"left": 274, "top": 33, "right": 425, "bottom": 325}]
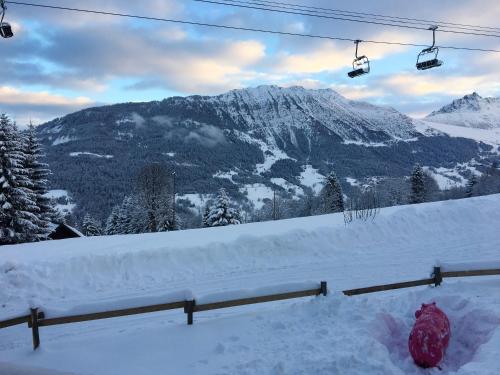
[
  {"left": 220, "top": 0, "right": 500, "bottom": 33},
  {"left": 5, "top": 1, "right": 500, "bottom": 53},
  {"left": 192, "top": 0, "right": 500, "bottom": 38},
  {"left": 217, "top": 0, "right": 500, "bottom": 34}
]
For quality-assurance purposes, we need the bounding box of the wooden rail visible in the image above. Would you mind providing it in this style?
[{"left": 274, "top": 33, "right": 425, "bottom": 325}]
[
  {"left": 37, "top": 301, "right": 185, "bottom": 327},
  {"left": 185, "top": 283, "right": 327, "bottom": 325},
  {"left": 0, "top": 314, "right": 30, "bottom": 329},
  {"left": 441, "top": 268, "right": 500, "bottom": 278},
  {"left": 343, "top": 278, "right": 435, "bottom": 296}
]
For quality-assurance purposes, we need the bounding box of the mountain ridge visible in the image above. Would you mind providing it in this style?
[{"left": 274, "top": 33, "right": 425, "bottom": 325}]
[
  {"left": 35, "top": 85, "right": 485, "bottom": 221},
  {"left": 426, "top": 92, "right": 500, "bottom": 129}
]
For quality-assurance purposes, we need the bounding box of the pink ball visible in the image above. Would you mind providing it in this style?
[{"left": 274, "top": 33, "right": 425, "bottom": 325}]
[{"left": 408, "top": 302, "right": 451, "bottom": 368}]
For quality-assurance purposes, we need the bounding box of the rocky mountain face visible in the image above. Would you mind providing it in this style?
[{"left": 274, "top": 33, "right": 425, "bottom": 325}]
[
  {"left": 36, "top": 86, "right": 482, "bottom": 220},
  {"left": 426, "top": 92, "right": 500, "bottom": 129}
]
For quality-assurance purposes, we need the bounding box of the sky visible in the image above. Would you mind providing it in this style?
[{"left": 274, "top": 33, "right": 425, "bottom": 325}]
[{"left": 1, "top": 0, "right": 499, "bottom": 125}]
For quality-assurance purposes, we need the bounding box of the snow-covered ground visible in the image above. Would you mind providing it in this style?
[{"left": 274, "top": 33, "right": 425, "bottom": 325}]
[
  {"left": 416, "top": 120, "right": 500, "bottom": 151},
  {"left": 43, "top": 190, "right": 76, "bottom": 217},
  {"left": 1, "top": 195, "right": 500, "bottom": 374},
  {"left": 69, "top": 152, "right": 114, "bottom": 159}
]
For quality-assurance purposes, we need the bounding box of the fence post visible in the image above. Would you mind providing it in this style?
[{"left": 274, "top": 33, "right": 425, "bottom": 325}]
[
  {"left": 184, "top": 300, "right": 195, "bottom": 325},
  {"left": 30, "top": 308, "right": 41, "bottom": 350},
  {"left": 433, "top": 266, "right": 442, "bottom": 287},
  {"left": 320, "top": 281, "right": 328, "bottom": 296}
]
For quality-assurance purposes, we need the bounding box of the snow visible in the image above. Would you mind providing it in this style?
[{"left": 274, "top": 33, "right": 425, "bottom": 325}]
[
  {"left": 43, "top": 190, "right": 69, "bottom": 200},
  {"left": 69, "top": 152, "right": 114, "bottom": 159},
  {"left": 425, "top": 93, "right": 500, "bottom": 129},
  {"left": 346, "top": 177, "right": 359, "bottom": 186},
  {"left": 343, "top": 140, "right": 389, "bottom": 147},
  {"left": 51, "top": 136, "right": 77, "bottom": 146},
  {"left": 299, "top": 165, "right": 325, "bottom": 193},
  {"left": 1, "top": 195, "right": 500, "bottom": 374},
  {"left": 214, "top": 170, "right": 238, "bottom": 184},
  {"left": 416, "top": 120, "right": 500, "bottom": 149},
  {"left": 239, "top": 183, "right": 274, "bottom": 209},
  {"left": 270, "top": 178, "right": 304, "bottom": 196},
  {"left": 43, "top": 190, "right": 76, "bottom": 216},
  {"left": 177, "top": 193, "right": 212, "bottom": 212}
]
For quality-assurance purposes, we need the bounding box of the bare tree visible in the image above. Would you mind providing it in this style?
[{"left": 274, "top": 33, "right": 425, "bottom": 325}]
[{"left": 344, "top": 190, "right": 380, "bottom": 225}]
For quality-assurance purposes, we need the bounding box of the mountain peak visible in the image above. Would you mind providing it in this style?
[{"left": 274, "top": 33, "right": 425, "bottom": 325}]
[{"left": 425, "top": 92, "right": 500, "bottom": 129}]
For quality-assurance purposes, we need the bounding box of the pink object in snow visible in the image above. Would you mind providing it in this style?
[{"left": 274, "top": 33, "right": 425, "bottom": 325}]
[{"left": 408, "top": 302, "right": 451, "bottom": 368}]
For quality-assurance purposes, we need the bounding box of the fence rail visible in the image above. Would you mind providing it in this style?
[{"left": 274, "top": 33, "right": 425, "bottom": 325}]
[{"left": 1, "top": 263, "right": 499, "bottom": 351}]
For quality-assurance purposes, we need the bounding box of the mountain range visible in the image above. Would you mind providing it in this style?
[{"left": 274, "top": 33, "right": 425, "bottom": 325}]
[{"left": 34, "top": 86, "right": 498, "bottom": 221}]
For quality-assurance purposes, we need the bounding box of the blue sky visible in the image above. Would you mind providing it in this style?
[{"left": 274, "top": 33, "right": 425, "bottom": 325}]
[{"left": 1, "top": 0, "right": 499, "bottom": 125}]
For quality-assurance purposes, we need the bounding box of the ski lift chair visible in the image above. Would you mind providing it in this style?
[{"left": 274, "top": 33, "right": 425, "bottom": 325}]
[
  {"left": 0, "top": 22, "right": 13, "bottom": 38},
  {"left": 348, "top": 40, "right": 370, "bottom": 78},
  {"left": 416, "top": 26, "right": 442, "bottom": 70},
  {"left": 0, "top": 0, "right": 12, "bottom": 38}
]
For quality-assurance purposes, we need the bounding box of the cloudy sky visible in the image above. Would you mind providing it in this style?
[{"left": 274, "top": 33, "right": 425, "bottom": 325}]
[{"left": 1, "top": 0, "right": 499, "bottom": 125}]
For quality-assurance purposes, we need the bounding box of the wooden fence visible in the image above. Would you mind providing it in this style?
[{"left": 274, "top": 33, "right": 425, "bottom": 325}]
[
  {"left": 1, "top": 282, "right": 327, "bottom": 350},
  {"left": 1, "top": 263, "right": 499, "bottom": 351}
]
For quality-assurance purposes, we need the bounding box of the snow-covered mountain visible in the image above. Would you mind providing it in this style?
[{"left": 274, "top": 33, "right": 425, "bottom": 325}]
[
  {"left": 206, "top": 85, "right": 417, "bottom": 142},
  {"left": 426, "top": 92, "right": 500, "bottom": 129},
  {"left": 35, "top": 85, "right": 483, "bottom": 220}
]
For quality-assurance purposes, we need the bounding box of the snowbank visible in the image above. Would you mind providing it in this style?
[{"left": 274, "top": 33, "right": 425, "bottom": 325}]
[
  {"left": 1, "top": 195, "right": 500, "bottom": 320},
  {"left": 1, "top": 195, "right": 500, "bottom": 374},
  {"left": 42, "top": 290, "right": 193, "bottom": 319}
]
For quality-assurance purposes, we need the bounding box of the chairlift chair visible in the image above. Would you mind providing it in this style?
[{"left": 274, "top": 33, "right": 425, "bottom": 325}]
[
  {"left": 0, "top": 0, "right": 13, "bottom": 38},
  {"left": 416, "top": 26, "right": 442, "bottom": 70},
  {"left": 348, "top": 40, "right": 370, "bottom": 78}
]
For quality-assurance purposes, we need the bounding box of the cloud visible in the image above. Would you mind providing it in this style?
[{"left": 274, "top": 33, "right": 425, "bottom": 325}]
[
  {"left": 0, "top": 86, "right": 92, "bottom": 106},
  {"left": 0, "top": 86, "right": 95, "bottom": 126},
  {"left": 382, "top": 73, "right": 499, "bottom": 97},
  {"left": 186, "top": 124, "right": 227, "bottom": 147}
]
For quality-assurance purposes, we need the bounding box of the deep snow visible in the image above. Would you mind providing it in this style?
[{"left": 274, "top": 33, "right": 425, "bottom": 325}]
[{"left": 1, "top": 195, "right": 500, "bottom": 374}]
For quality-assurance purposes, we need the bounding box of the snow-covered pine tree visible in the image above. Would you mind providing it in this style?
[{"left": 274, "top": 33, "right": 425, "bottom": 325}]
[
  {"left": 82, "top": 214, "right": 102, "bottom": 236},
  {"left": 321, "top": 171, "right": 344, "bottom": 213},
  {"left": 0, "top": 114, "right": 40, "bottom": 244},
  {"left": 105, "top": 206, "right": 120, "bottom": 235},
  {"left": 465, "top": 174, "right": 478, "bottom": 198},
  {"left": 410, "top": 164, "right": 426, "bottom": 204},
  {"left": 206, "top": 188, "right": 240, "bottom": 227},
  {"left": 202, "top": 204, "right": 210, "bottom": 227},
  {"left": 23, "top": 123, "right": 56, "bottom": 239}
]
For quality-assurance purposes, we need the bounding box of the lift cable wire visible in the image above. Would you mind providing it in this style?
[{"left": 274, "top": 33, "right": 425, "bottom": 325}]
[
  {"left": 192, "top": 0, "right": 500, "bottom": 38},
  {"left": 220, "top": 0, "right": 500, "bottom": 33},
  {"left": 6, "top": 1, "right": 500, "bottom": 53},
  {"left": 216, "top": 0, "right": 492, "bottom": 33}
]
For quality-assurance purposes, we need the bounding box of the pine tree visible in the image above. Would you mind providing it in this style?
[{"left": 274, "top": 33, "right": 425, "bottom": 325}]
[
  {"left": 105, "top": 206, "right": 120, "bottom": 235},
  {"left": 465, "top": 175, "right": 478, "bottom": 198},
  {"left": 206, "top": 188, "right": 240, "bottom": 227},
  {"left": 410, "top": 164, "right": 426, "bottom": 204},
  {"left": 23, "top": 123, "right": 56, "bottom": 239},
  {"left": 0, "top": 114, "right": 40, "bottom": 244},
  {"left": 321, "top": 171, "right": 344, "bottom": 213},
  {"left": 82, "top": 214, "right": 102, "bottom": 236},
  {"left": 202, "top": 204, "right": 210, "bottom": 227}
]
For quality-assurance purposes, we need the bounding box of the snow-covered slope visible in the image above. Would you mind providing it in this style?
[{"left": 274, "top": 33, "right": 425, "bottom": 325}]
[
  {"left": 210, "top": 85, "right": 416, "bottom": 141},
  {"left": 1, "top": 195, "right": 500, "bottom": 374},
  {"left": 426, "top": 92, "right": 500, "bottom": 129}
]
